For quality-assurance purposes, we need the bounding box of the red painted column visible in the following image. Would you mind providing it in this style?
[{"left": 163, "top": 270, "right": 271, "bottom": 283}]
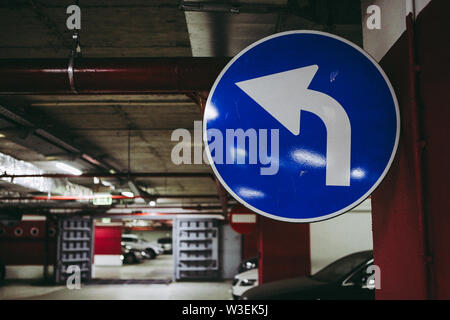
[
  {"left": 414, "top": 0, "right": 450, "bottom": 299},
  {"left": 371, "top": 1, "right": 450, "bottom": 299},
  {"left": 242, "top": 230, "right": 258, "bottom": 260},
  {"left": 372, "top": 32, "right": 428, "bottom": 300},
  {"left": 258, "top": 216, "right": 310, "bottom": 284}
]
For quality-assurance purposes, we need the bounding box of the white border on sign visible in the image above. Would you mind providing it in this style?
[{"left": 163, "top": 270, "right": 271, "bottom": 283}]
[{"left": 203, "top": 30, "right": 400, "bottom": 223}]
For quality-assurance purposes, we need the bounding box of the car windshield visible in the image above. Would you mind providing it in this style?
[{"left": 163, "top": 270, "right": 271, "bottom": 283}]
[
  {"left": 122, "top": 237, "right": 137, "bottom": 243},
  {"left": 311, "top": 251, "right": 373, "bottom": 283}
]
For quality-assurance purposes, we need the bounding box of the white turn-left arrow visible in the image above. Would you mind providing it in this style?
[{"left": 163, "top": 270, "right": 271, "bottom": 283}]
[{"left": 235, "top": 65, "right": 351, "bottom": 186}]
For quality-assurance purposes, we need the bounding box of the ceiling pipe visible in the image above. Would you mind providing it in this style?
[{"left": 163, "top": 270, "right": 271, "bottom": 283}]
[
  {"left": 0, "top": 203, "right": 222, "bottom": 210},
  {"left": 178, "top": 1, "right": 285, "bottom": 14},
  {"left": 0, "top": 194, "right": 219, "bottom": 201},
  {"left": 179, "top": 1, "right": 241, "bottom": 13},
  {"left": 0, "top": 151, "right": 93, "bottom": 197},
  {"left": 0, "top": 202, "right": 224, "bottom": 213},
  {"left": 0, "top": 58, "right": 229, "bottom": 95},
  {"left": 0, "top": 104, "right": 121, "bottom": 174},
  {"left": 0, "top": 172, "right": 213, "bottom": 179}
]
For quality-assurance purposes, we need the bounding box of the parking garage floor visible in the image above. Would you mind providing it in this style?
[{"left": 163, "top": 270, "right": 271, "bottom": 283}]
[
  {"left": 0, "top": 255, "right": 233, "bottom": 300},
  {"left": 94, "top": 255, "right": 174, "bottom": 280},
  {"left": 0, "top": 280, "right": 233, "bottom": 300}
]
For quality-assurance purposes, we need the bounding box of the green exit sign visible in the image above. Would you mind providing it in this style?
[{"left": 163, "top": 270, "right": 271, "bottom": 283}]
[{"left": 93, "top": 194, "right": 112, "bottom": 206}]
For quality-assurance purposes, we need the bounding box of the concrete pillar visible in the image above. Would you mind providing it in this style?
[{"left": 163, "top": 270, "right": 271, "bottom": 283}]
[
  {"left": 258, "top": 216, "right": 310, "bottom": 284},
  {"left": 242, "top": 230, "right": 258, "bottom": 260},
  {"left": 364, "top": 0, "right": 450, "bottom": 299}
]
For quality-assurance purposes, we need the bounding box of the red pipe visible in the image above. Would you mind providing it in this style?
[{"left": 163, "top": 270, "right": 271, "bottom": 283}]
[
  {"left": 406, "top": 13, "right": 433, "bottom": 298},
  {"left": 0, "top": 58, "right": 229, "bottom": 94},
  {"left": 0, "top": 194, "right": 218, "bottom": 201},
  {"left": 106, "top": 212, "right": 218, "bottom": 217}
]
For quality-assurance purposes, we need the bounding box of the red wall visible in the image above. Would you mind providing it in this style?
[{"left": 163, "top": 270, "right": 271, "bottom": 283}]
[
  {"left": 371, "top": 0, "right": 450, "bottom": 299},
  {"left": 94, "top": 226, "right": 122, "bottom": 255},
  {"left": 0, "top": 220, "right": 56, "bottom": 265},
  {"left": 258, "top": 216, "right": 310, "bottom": 284}
]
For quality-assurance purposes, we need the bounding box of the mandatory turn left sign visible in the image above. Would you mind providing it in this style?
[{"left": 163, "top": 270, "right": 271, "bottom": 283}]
[{"left": 203, "top": 31, "right": 400, "bottom": 223}]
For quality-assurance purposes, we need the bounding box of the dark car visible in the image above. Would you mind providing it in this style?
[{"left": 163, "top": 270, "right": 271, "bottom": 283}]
[
  {"left": 238, "top": 256, "right": 258, "bottom": 273},
  {"left": 157, "top": 237, "right": 172, "bottom": 254},
  {"left": 121, "top": 244, "right": 146, "bottom": 264},
  {"left": 241, "top": 250, "right": 375, "bottom": 300}
]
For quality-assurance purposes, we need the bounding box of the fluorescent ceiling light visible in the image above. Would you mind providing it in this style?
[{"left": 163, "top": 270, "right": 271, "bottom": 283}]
[
  {"left": 101, "top": 180, "right": 112, "bottom": 187},
  {"left": 121, "top": 191, "right": 134, "bottom": 198},
  {"left": 56, "top": 162, "right": 82, "bottom": 176}
]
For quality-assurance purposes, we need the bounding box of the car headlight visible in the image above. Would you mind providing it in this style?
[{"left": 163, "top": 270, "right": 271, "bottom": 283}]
[
  {"left": 125, "top": 245, "right": 132, "bottom": 250},
  {"left": 240, "top": 279, "right": 256, "bottom": 286}
]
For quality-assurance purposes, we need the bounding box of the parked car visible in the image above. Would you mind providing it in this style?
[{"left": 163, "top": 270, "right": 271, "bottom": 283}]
[
  {"left": 121, "top": 234, "right": 163, "bottom": 259},
  {"left": 241, "top": 250, "right": 375, "bottom": 300},
  {"left": 0, "top": 263, "right": 5, "bottom": 284},
  {"left": 238, "top": 256, "right": 258, "bottom": 273},
  {"left": 121, "top": 244, "right": 146, "bottom": 264},
  {"left": 157, "top": 237, "right": 173, "bottom": 254},
  {"left": 232, "top": 268, "right": 258, "bottom": 300}
]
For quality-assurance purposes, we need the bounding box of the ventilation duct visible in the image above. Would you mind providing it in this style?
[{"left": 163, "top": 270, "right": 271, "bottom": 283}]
[{"left": 0, "top": 151, "right": 92, "bottom": 197}]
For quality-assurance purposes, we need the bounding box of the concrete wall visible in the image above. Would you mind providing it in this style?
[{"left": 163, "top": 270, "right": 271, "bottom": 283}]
[
  {"left": 361, "top": 0, "right": 432, "bottom": 61},
  {"left": 310, "top": 199, "right": 373, "bottom": 274},
  {"left": 361, "top": 0, "right": 406, "bottom": 62},
  {"left": 4, "top": 266, "right": 52, "bottom": 280},
  {"left": 220, "top": 223, "right": 242, "bottom": 279}
]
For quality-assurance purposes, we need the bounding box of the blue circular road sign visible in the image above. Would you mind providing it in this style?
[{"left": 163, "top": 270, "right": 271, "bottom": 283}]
[{"left": 203, "top": 31, "right": 400, "bottom": 223}]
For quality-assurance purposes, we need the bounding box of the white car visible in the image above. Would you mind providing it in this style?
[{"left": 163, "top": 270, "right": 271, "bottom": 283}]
[
  {"left": 231, "top": 268, "right": 259, "bottom": 300},
  {"left": 121, "top": 234, "right": 163, "bottom": 259}
]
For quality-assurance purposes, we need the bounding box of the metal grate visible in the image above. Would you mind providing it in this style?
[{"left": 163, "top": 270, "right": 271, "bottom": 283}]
[
  {"left": 55, "top": 217, "right": 93, "bottom": 284},
  {"left": 173, "top": 218, "right": 219, "bottom": 280}
]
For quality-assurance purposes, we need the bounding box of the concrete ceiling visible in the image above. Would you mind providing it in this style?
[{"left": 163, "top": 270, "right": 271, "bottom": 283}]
[
  {"left": 0, "top": 0, "right": 190, "bottom": 58},
  {"left": 0, "top": 0, "right": 363, "bottom": 212},
  {"left": 185, "top": 0, "right": 362, "bottom": 56}
]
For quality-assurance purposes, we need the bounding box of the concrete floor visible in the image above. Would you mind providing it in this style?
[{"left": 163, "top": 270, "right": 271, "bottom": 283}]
[
  {"left": 94, "top": 254, "right": 174, "bottom": 280},
  {"left": 0, "top": 254, "right": 232, "bottom": 300},
  {"left": 0, "top": 280, "right": 233, "bottom": 300}
]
